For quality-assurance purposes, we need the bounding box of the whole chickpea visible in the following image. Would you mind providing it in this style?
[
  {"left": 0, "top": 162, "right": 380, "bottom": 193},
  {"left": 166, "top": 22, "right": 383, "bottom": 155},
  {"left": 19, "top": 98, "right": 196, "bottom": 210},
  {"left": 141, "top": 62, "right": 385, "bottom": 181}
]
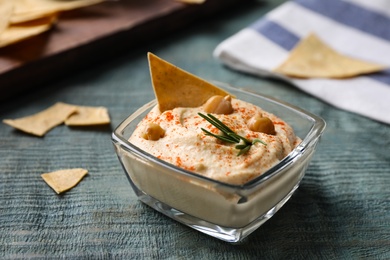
[
  {"left": 248, "top": 114, "right": 276, "bottom": 135},
  {"left": 142, "top": 123, "right": 165, "bottom": 140},
  {"left": 203, "top": 95, "right": 234, "bottom": 115}
]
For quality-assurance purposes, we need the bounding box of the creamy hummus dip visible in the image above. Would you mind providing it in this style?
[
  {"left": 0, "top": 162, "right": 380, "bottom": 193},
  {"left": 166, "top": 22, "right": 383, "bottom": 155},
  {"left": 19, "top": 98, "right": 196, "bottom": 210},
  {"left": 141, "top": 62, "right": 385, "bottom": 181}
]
[{"left": 130, "top": 97, "right": 300, "bottom": 185}]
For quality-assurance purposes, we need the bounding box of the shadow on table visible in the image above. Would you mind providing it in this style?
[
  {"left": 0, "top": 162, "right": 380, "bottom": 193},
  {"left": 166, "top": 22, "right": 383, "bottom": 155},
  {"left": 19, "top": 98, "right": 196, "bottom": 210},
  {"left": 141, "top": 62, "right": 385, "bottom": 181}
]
[
  {"left": 167, "top": 180, "right": 351, "bottom": 258},
  {"left": 67, "top": 124, "right": 113, "bottom": 133}
]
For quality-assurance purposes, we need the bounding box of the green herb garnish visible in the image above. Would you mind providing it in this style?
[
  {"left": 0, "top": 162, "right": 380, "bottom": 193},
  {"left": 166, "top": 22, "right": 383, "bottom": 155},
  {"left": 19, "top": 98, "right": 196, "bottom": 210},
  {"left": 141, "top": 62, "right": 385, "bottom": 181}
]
[{"left": 198, "top": 113, "right": 266, "bottom": 156}]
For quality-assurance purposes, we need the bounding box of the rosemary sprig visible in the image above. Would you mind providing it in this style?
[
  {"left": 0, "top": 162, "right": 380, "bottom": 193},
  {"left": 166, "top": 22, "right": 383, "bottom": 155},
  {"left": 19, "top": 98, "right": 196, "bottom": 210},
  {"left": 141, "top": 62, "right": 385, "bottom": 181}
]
[{"left": 198, "top": 113, "right": 266, "bottom": 156}]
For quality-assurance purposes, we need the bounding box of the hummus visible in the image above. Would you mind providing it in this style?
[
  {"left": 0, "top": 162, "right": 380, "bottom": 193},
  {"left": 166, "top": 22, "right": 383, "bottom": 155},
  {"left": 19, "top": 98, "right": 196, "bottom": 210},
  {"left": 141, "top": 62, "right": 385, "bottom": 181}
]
[{"left": 130, "top": 97, "right": 300, "bottom": 185}]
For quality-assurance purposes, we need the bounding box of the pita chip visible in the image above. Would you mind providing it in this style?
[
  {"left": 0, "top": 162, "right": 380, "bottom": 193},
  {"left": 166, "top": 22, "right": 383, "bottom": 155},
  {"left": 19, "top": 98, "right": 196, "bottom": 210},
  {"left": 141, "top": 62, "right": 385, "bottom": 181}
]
[
  {"left": 274, "top": 33, "right": 385, "bottom": 78},
  {"left": 3, "top": 102, "right": 77, "bottom": 137},
  {"left": 0, "top": 1, "right": 13, "bottom": 34},
  {"left": 41, "top": 168, "right": 88, "bottom": 194},
  {"left": 0, "top": 14, "right": 56, "bottom": 48},
  {"left": 11, "top": 0, "right": 104, "bottom": 24},
  {"left": 148, "top": 52, "right": 230, "bottom": 112},
  {"left": 65, "top": 105, "right": 110, "bottom": 126}
]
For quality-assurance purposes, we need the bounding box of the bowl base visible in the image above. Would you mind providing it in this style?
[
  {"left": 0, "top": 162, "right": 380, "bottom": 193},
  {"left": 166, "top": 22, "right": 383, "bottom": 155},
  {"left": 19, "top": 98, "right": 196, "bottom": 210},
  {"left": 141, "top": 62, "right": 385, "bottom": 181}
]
[{"left": 135, "top": 183, "right": 299, "bottom": 243}]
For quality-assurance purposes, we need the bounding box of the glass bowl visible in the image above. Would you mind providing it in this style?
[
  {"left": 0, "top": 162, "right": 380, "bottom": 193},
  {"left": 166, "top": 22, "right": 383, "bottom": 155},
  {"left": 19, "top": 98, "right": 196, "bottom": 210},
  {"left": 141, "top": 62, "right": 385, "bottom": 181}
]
[{"left": 112, "top": 82, "right": 326, "bottom": 243}]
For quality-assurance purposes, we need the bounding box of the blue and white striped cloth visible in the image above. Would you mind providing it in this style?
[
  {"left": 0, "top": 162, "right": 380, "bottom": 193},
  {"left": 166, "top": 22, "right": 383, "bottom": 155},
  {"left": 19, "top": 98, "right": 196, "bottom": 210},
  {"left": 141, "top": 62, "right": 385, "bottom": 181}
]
[{"left": 214, "top": 0, "right": 390, "bottom": 125}]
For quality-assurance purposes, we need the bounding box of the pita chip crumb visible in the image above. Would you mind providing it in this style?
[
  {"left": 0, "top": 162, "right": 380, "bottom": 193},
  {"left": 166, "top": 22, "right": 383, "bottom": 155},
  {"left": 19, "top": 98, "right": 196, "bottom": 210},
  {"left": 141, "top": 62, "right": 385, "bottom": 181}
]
[
  {"left": 65, "top": 105, "right": 110, "bottom": 126},
  {"left": 3, "top": 102, "right": 77, "bottom": 137},
  {"left": 41, "top": 168, "right": 88, "bottom": 194}
]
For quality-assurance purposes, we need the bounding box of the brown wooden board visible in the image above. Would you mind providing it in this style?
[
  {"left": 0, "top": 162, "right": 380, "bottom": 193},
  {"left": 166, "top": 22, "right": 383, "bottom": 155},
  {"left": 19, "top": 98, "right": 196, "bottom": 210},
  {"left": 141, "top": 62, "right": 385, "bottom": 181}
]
[{"left": 0, "top": 0, "right": 248, "bottom": 101}]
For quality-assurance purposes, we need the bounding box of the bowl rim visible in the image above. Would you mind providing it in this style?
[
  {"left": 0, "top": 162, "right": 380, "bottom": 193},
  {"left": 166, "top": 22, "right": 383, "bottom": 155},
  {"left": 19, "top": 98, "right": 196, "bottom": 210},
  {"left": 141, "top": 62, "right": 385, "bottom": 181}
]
[{"left": 112, "top": 82, "right": 326, "bottom": 190}]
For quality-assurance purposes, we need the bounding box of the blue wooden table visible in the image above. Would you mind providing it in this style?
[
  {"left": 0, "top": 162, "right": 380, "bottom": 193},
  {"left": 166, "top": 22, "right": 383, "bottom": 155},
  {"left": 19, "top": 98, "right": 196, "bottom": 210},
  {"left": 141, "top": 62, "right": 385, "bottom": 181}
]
[{"left": 1, "top": 1, "right": 389, "bottom": 258}]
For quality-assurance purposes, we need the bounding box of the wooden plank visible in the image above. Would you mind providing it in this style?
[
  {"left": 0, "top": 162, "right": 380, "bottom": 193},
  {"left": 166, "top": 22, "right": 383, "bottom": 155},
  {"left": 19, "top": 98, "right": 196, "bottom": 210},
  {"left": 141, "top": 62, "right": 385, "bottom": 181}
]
[{"left": 0, "top": 0, "right": 247, "bottom": 100}]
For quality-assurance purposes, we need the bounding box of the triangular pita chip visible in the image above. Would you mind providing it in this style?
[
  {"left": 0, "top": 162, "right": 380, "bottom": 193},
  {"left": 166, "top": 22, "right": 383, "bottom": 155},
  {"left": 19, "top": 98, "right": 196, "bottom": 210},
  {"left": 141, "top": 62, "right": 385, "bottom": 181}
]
[
  {"left": 11, "top": 0, "right": 104, "bottom": 24},
  {"left": 148, "top": 52, "right": 231, "bottom": 112},
  {"left": 0, "top": 14, "right": 56, "bottom": 48},
  {"left": 0, "top": 1, "right": 13, "bottom": 34},
  {"left": 3, "top": 102, "right": 77, "bottom": 136},
  {"left": 65, "top": 105, "right": 110, "bottom": 126},
  {"left": 41, "top": 168, "right": 88, "bottom": 194},
  {"left": 274, "top": 33, "right": 385, "bottom": 78}
]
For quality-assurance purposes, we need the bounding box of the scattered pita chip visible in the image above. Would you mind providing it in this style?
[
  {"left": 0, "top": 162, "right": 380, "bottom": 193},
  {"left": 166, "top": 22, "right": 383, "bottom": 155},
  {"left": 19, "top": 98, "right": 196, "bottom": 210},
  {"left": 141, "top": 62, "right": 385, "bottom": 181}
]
[
  {"left": 41, "top": 168, "right": 88, "bottom": 194},
  {"left": 11, "top": 0, "right": 105, "bottom": 24},
  {"left": 0, "top": 14, "right": 57, "bottom": 48},
  {"left": 148, "top": 52, "right": 231, "bottom": 112},
  {"left": 274, "top": 33, "right": 385, "bottom": 79},
  {"left": 3, "top": 102, "right": 77, "bottom": 137},
  {"left": 65, "top": 105, "right": 110, "bottom": 126},
  {"left": 0, "top": 1, "right": 13, "bottom": 34}
]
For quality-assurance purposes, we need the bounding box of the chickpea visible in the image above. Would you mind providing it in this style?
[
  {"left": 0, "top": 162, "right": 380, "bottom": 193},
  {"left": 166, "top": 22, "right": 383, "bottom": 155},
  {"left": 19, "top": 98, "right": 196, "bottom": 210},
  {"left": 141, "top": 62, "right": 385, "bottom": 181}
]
[
  {"left": 248, "top": 114, "right": 276, "bottom": 135},
  {"left": 203, "top": 95, "right": 233, "bottom": 115},
  {"left": 142, "top": 123, "right": 165, "bottom": 140}
]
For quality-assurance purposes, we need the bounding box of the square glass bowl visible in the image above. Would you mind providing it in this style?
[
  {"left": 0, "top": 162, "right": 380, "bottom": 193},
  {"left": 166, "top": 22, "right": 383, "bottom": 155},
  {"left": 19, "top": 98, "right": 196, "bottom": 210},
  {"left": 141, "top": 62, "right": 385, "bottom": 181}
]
[{"left": 112, "top": 82, "right": 326, "bottom": 243}]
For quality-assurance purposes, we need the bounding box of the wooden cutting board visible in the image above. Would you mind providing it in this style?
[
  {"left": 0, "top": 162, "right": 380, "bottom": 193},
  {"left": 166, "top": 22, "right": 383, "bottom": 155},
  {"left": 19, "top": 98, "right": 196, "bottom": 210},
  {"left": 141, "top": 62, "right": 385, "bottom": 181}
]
[{"left": 0, "top": 0, "right": 247, "bottom": 100}]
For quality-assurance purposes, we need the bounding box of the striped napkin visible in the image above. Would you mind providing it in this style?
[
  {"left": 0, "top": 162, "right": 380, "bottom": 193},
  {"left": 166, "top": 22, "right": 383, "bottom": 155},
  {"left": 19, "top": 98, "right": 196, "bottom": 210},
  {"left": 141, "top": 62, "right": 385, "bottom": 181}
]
[{"left": 214, "top": 0, "right": 390, "bottom": 125}]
